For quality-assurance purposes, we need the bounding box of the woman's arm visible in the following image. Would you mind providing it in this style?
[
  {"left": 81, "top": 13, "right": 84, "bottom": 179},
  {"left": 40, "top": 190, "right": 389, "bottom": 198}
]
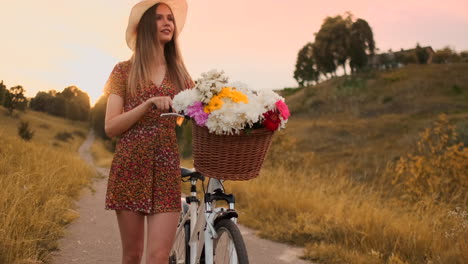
[{"left": 104, "top": 94, "right": 173, "bottom": 138}]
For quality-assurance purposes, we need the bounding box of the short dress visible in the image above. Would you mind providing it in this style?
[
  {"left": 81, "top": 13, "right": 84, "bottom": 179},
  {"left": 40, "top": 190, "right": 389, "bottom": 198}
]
[{"left": 103, "top": 60, "right": 188, "bottom": 215}]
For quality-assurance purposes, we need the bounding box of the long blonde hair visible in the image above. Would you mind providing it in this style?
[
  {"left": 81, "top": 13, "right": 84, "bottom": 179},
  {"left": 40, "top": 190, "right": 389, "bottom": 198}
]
[{"left": 128, "top": 3, "right": 191, "bottom": 97}]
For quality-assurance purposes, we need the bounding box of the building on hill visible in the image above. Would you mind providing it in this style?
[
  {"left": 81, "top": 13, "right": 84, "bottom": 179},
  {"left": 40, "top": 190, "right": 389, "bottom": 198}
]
[{"left": 369, "top": 46, "right": 435, "bottom": 69}]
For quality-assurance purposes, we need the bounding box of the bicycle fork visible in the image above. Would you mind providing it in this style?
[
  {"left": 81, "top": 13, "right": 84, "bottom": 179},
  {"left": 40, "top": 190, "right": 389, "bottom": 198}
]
[
  {"left": 204, "top": 179, "right": 238, "bottom": 264},
  {"left": 187, "top": 178, "right": 239, "bottom": 264}
]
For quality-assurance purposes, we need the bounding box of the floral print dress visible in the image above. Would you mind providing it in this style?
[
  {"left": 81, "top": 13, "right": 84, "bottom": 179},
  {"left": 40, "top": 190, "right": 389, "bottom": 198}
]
[{"left": 104, "top": 60, "right": 184, "bottom": 215}]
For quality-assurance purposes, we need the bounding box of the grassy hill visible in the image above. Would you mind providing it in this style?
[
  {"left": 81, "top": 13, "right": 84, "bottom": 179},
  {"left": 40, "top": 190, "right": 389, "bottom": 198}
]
[
  {"left": 0, "top": 107, "right": 96, "bottom": 263},
  {"left": 227, "top": 63, "right": 468, "bottom": 264},
  {"left": 283, "top": 63, "right": 468, "bottom": 181}
]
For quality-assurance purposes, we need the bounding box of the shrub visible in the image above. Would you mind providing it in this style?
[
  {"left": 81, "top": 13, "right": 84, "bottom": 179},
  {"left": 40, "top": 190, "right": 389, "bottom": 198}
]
[
  {"left": 391, "top": 114, "right": 468, "bottom": 203},
  {"left": 54, "top": 131, "right": 74, "bottom": 142},
  {"left": 17, "top": 121, "right": 34, "bottom": 141},
  {"left": 452, "top": 84, "right": 462, "bottom": 95}
]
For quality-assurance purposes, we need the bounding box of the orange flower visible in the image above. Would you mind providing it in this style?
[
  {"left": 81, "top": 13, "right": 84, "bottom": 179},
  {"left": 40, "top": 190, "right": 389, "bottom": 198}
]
[
  {"left": 229, "top": 90, "right": 248, "bottom": 103},
  {"left": 204, "top": 95, "right": 224, "bottom": 113},
  {"left": 218, "top": 87, "right": 233, "bottom": 98},
  {"left": 217, "top": 87, "right": 248, "bottom": 104}
]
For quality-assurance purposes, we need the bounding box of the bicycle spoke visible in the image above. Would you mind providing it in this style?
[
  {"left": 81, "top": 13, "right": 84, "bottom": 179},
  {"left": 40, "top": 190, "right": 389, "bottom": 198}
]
[{"left": 214, "top": 227, "right": 238, "bottom": 264}]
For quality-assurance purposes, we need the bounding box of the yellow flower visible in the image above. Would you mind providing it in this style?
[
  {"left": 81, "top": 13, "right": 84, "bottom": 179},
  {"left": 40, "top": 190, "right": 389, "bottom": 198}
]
[
  {"left": 204, "top": 95, "right": 224, "bottom": 113},
  {"left": 216, "top": 87, "right": 248, "bottom": 104},
  {"left": 218, "top": 87, "right": 233, "bottom": 98},
  {"left": 229, "top": 90, "right": 248, "bottom": 103}
]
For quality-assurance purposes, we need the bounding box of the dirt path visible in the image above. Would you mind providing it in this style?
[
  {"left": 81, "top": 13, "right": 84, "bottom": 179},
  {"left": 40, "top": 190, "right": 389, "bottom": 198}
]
[{"left": 49, "top": 130, "right": 311, "bottom": 263}]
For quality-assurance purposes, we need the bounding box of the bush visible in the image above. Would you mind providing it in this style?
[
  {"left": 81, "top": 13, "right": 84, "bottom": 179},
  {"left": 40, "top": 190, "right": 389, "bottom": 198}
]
[
  {"left": 391, "top": 114, "right": 468, "bottom": 203},
  {"left": 433, "top": 47, "right": 461, "bottom": 64},
  {"left": 17, "top": 121, "right": 34, "bottom": 141},
  {"left": 452, "top": 84, "right": 462, "bottom": 95},
  {"left": 54, "top": 131, "right": 74, "bottom": 142}
]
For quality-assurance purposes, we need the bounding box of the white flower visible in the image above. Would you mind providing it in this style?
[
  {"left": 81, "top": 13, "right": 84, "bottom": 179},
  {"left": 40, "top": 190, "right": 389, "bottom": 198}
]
[
  {"left": 228, "top": 81, "right": 249, "bottom": 91},
  {"left": 256, "top": 89, "right": 283, "bottom": 110},
  {"left": 173, "top": 88, "right": 202, "bottom": 113},
  {"left": 194, "top": 70, "right": 229, "bottom": 103},
  {"left": 176, "top": 70, "right": 289, "bottom": 135},
  {"left": 206, "top": 99, "right": 246, "bottom": 134}
]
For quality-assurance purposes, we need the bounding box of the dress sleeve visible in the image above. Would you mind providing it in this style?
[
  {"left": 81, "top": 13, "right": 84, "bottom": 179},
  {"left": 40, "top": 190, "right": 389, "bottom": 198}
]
[{"left": 103, "top": 63, "right": 127, "bottom": 98}]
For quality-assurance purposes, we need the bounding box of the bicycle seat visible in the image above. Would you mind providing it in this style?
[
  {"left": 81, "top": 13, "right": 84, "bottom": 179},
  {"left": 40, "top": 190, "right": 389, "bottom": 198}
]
[{"left": 180, "top": 167, "right": 205, "bottom": 181}]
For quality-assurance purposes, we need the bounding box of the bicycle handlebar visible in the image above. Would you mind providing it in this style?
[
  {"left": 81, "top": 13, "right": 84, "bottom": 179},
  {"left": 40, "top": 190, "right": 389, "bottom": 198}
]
[{"left": 160, "top": 113, "right": 185, "bottom": 118}]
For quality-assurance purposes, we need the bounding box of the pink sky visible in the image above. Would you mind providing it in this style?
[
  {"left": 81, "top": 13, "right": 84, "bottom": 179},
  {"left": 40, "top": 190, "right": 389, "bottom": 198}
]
[{"left": 1, "top": 0, "right": 467, "bottom": 105}]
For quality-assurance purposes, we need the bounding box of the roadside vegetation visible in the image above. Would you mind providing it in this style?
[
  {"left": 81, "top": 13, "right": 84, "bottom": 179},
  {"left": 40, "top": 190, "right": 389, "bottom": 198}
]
[
  {"left": 0, "top": 107, "right": 96, "bottom": 263},
  {"left": 228, "top": 63, "right": 468, "bottom": 263}
]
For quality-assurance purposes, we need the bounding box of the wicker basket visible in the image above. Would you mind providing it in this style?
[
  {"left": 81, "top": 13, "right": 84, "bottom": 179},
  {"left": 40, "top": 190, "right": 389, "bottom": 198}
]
[{"left": 192, "top": 123, "right": 274, "bottom": 181}]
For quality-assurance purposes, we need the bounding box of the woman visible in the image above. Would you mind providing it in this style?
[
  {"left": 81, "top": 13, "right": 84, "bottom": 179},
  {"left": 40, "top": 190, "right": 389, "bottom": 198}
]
[{"left": 103, "top": 0, "right": 192, "bottom": 263}]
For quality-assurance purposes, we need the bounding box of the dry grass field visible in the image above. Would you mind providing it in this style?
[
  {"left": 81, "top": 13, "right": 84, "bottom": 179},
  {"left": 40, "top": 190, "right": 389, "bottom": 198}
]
[
  {"left": 0, "top": 107, "right": 96, "bottom": 263},
  {"left": 225, "top": 63, "right": 468, "bottom": 263}
]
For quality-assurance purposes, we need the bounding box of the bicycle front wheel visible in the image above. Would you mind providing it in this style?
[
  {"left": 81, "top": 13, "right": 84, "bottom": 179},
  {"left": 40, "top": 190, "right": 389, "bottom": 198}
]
[
  {"left": 170, "top": 220, "right": 190, "bottom": 264},
  {"left": 213, "top": 219, "right": 249, "bottom": 264}
]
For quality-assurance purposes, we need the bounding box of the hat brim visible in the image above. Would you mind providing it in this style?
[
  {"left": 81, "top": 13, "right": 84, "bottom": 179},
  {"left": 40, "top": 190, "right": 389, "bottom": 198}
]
[{"left": 125, "top": 0, "right": 187, "bottom": 51}]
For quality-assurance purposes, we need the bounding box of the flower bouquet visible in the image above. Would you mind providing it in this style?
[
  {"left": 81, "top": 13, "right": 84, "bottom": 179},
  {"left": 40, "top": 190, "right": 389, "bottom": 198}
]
[{"left": 173, "top": 70, "right": 290, "bottom": 180}]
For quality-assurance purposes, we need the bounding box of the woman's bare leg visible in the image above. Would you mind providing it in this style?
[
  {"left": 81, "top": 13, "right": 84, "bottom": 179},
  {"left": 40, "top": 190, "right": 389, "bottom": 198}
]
[
  {"left": 116, "top": 210, "right": 145, "bottom": 264},
  {"left": 145, "top": 212, "right": 179, "bottom": 264}
]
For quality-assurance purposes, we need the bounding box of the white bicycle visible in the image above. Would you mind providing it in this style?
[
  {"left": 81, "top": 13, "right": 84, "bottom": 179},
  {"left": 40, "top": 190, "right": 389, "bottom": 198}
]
[{"left": 169, "top": 167, "right": 249, "bottom": 264}]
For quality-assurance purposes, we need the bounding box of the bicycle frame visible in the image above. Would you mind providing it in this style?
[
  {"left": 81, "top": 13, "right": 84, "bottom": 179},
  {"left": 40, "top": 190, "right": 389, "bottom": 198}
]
[{"left": 176, "top": 177, "right": 238, "bottom": 264}]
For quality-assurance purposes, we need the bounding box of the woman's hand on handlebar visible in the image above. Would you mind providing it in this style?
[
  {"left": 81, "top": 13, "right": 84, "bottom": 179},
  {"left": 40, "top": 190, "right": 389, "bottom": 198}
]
[{"left": 146, "top": 96, "right": 173, "bottom": 112}]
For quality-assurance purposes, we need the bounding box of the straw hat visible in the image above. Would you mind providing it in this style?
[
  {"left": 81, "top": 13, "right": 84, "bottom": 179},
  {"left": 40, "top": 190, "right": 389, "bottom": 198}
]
[{"left": 125, "top": 0, "right": 188, "bottom": 50}]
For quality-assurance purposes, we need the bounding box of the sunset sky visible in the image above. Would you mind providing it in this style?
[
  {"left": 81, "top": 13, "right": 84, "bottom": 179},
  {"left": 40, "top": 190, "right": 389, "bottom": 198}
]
[{"left": 1, "top": 0, "right": 467, "bottom": 105}]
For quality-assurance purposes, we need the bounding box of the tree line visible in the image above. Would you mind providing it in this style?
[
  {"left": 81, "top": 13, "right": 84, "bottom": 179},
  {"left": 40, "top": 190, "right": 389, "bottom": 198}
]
[
  {"left": 294, "top": 13, "right": 376, "bottom": 86},
  {"left": 0, "top": 81, "right": 27, "bottom": 115},
  {"left": 0, "top": 81, "right": 90, "bottom": 121},
  {"left": 294, "top": 13, "right": 468, "bottom": 87}
]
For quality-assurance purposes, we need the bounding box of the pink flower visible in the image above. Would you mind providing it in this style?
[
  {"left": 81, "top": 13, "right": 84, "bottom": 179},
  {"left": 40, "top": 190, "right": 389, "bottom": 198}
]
[
  {"left": 275, "top": 100, "right": 290, "bottom": 120},
  {"left": 186, "top": 101, "right": 209, "bottom": 126}
]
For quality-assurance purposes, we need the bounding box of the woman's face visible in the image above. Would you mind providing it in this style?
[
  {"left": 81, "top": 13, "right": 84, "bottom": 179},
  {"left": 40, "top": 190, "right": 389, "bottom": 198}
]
[{"left": 155, "top": 4, "right": 175, "bottom": 45}]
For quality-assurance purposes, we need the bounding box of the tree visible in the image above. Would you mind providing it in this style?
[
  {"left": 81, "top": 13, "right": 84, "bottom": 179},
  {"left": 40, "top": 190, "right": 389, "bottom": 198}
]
[
  {"left": 433, "top": 46, "right": 461, "bottom": 64},
  {"left": 349, "top": 18, "right": 375, "bottom": 72},
  {"left": 6, "top": 85, "right": 27, "bottom": 115},
  {"left": 47, "top": 95, "right": 67, "bottom": 117},
  {"left": 312, "top": 14, "right": 375, "bottom": 76},
  {"left": 0, "top": 81, "right": 8, "bottom": 106},
  {"left": 314, "top": 15, "right": 351, "bottom": 76},
  {"left": 53, "top": 86, "right": 90, "bottom": 121},
  {"left": 29, "top": 87, "right": 90, "bottom": 121},
  {"left": 415, "top": 43, "right": 429, "bottom": 64},
  {"left": 293, "top": 13, "right": 376, "bottom": 83},
  {"left": 294, "top": 42, "right": 320, "bottom": 86},
  {"left": 30, "top": 91, "right": 54, "bottom": 112},
  {"left": 460, "top": 50, "right": 468, "bottom": 63}
]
